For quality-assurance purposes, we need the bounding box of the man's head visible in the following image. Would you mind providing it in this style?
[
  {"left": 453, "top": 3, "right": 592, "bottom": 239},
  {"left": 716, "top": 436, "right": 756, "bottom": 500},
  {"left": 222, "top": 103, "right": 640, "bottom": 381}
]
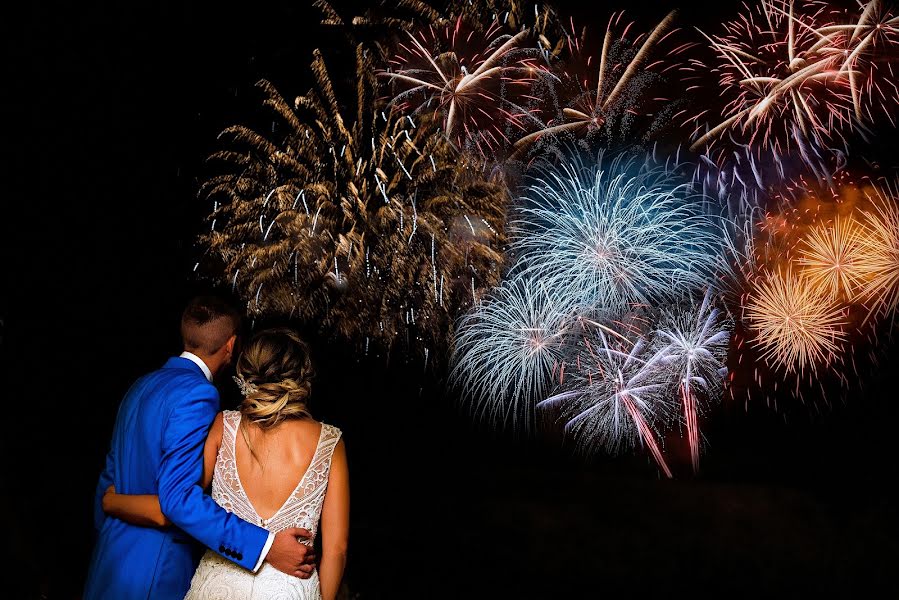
[{"left": 180, "top": 296, "right": 242, "bottom": 377}]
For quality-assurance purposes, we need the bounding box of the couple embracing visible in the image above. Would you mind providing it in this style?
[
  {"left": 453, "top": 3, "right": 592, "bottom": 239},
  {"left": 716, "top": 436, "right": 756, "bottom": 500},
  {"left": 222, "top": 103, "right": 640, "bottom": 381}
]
[{"left": 84, "top": 296, "right": 349, "bottom": 599}]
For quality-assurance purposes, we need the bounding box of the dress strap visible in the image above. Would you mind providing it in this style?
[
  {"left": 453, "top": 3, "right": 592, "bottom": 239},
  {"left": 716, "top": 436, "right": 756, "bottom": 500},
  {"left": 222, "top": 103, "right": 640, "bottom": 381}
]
[
  {"left": 318, "top": 423, "right": 342, "bottom": 464},
  {"left": 220, "top": 410, "right": 240, "bottom": 450}
]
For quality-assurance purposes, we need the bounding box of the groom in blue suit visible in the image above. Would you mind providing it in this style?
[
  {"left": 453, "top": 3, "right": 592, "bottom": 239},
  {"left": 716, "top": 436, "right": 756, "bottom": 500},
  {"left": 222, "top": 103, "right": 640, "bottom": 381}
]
[{"left": 84, "top": 296, "right": 315, "bottom": 599}]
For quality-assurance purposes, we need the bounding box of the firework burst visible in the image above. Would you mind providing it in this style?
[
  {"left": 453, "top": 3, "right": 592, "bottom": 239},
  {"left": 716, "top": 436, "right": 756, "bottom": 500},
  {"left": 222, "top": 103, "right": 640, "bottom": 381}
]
[
  {"left": 855, "top": 182, "right": 899, "bottom": 322},
  {"left": 450, "top": 275, "right": 580, "bottom": 431},
  {"left": 200, "top": 46, "right": 508, "bottom": 358},
  {"left": 382, "top": 16, "right": 541, "bottom": 158},
  {"left": 194, "top": 0, "right": 899, "bottom": 472},
  {"left": 653, "top": 290, "right": 732, "bottom": 473},
  {"left": 513, "top": 11, "right": 681, "bottom": 157},
  {"left": 717, "top": 185, "right": 896, "bottom": 409},
  {"left": 744, "top": 267, "right": 847, "bottom": 375},
  {"left": 684, "top": 0, "right": 860, "bottom": 179},
  {"left": 539, "top": 326, "right": 674, "bottom": 478},
  {"left": 511, "top": 152, "right": 723, "bottom": 316},
  {"left": 796, "top": 215, "right": 869, "bottom": 300}
]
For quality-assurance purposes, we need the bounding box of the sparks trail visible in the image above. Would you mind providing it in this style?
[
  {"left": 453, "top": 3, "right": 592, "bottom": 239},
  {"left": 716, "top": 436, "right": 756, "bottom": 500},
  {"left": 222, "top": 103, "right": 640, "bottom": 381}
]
[{"left": 652, "top": 290, "right": 731, "bottom": 474}]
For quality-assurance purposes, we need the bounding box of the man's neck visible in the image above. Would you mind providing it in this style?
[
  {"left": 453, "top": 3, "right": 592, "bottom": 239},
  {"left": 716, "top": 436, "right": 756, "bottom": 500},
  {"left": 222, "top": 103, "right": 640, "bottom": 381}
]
[{"left": 180, "top": 350, "right": 215, "bottom": 381}]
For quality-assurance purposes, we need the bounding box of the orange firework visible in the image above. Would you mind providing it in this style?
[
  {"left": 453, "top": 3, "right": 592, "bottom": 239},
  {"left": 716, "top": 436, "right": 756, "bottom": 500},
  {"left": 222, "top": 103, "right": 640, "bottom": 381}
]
[
  {"left": 796, "top": 215, "right": 869, "bottom": 300},
  {"left": 855, "top": 186, "right": 899, "bottom": 321},
  {"left": 744, "top": 267, "right": 847, "bottom": 375}
]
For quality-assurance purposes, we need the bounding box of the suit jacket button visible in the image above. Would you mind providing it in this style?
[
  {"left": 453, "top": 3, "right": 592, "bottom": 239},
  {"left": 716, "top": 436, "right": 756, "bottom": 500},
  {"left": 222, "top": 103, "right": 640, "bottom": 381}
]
[
  {"left": 236, "top": 553, "right": 243, "bottom": 560},
  {"left": 219, "top": 546, "right": 225, "bottom": 553}
]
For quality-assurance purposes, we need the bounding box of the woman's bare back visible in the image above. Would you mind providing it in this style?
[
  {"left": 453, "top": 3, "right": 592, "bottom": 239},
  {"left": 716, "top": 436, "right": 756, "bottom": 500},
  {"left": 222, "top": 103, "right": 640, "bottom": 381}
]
[{"left": 235, "top": 418, "right": 324, "bottom": 522}]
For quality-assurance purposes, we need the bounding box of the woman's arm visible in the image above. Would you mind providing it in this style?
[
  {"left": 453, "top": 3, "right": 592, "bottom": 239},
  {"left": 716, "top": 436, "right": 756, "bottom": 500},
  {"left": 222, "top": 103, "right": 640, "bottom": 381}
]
[
  {"left": 318, "top": 438, "right": 349, "bottom": 600},
  {"left": 201, "top": 412, "right": 224, "bottom": 489},
  {"left": 101, "top": 412, "right": 225, "bottom": 528},
  {"left": 102, "top": 486, "right": 170, "bottom": 527}
]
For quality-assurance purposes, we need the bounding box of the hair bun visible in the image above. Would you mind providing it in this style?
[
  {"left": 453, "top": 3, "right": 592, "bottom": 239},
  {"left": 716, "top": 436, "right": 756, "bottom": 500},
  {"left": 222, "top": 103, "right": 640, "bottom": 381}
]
[{"left": 235, "top": 328, "right": 313, "bottom": 429}]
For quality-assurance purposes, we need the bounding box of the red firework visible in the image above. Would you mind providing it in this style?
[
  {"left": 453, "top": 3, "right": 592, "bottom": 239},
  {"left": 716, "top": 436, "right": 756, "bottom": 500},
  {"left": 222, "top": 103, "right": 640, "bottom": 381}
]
[
  {"left": 684, "top": 0, "right": 858, "bottom": 163},
  {"left": 382, "top": 16, "right": 542, "bottom": 159}
]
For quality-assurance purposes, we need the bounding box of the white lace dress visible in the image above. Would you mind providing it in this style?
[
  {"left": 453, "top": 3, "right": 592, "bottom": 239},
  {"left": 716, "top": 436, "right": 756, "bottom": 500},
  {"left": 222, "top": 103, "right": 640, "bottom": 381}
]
[{"left": 184, "top": 411, "right": 342, "bottom": 600}]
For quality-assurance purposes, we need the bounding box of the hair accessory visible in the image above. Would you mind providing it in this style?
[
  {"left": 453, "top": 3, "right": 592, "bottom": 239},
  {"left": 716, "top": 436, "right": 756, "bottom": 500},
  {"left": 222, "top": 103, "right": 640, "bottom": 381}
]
[{"left": 232, "top": 375, "right": 259, "bottom": 397}]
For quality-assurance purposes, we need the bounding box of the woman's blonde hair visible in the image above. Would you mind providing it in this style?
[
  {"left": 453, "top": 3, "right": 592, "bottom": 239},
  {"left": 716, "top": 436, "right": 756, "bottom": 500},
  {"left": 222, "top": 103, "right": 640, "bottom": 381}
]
[{"left": 235, "top": 327, "right": 314, "bottom": 430}]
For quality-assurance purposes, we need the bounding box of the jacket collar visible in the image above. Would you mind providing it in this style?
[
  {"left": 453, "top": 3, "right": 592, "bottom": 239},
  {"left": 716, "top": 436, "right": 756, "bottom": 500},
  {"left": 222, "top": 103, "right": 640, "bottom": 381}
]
[
  {"left": 178, "top": 351, "right": 213, "bottom": 381},
  {"left": 162, "top": 355, "right": 212, "bottom": 382}
]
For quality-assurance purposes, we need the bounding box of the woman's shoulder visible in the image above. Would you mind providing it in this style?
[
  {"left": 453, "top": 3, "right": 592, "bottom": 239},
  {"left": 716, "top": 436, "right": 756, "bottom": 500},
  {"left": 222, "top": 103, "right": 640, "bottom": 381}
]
[{"left": 284, "top": 417, "right": 342, "bottom": 440}]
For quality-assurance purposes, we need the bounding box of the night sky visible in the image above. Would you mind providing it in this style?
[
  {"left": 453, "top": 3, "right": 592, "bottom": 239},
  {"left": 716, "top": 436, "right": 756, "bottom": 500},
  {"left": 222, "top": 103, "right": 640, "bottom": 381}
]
[{"left": 3, "top": 1, "right": 898, "bottom": 598}]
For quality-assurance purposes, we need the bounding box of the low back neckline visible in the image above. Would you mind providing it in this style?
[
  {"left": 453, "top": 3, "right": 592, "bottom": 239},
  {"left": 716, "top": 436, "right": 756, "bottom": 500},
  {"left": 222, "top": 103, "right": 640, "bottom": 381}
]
[{"left": 230, "top": 412, "right": 325, "bottom": 526}]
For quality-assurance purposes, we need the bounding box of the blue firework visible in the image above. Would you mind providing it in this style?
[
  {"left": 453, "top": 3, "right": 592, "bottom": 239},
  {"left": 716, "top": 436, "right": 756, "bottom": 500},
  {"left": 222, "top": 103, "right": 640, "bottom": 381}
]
[
  {"left": 511, "top": 152, "right": 723, "bottom": 316},
  {"left": 449, "top": 274, "right": 582, "bottom": 431},
  {"left": 652, "top": 289, "right": 732, "bottom": 472}
]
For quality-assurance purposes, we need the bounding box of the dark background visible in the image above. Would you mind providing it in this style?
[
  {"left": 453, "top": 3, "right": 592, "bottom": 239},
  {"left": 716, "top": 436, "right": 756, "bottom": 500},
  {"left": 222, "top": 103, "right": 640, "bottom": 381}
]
[{"left": 2, "top": 0, "right": 897, "bottom": 598}]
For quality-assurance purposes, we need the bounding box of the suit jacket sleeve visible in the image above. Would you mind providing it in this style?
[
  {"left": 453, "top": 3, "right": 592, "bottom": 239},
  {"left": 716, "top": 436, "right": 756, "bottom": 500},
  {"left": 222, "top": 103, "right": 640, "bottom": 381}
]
[
  {"left": 157, "top": 381, "right": 270, "bottom": 571},
  {"left": 93, "top": 448, "right": 115, "bottom": 533},
  {"left": 94, "top": 378, "right": 135, "bottom": 534}
]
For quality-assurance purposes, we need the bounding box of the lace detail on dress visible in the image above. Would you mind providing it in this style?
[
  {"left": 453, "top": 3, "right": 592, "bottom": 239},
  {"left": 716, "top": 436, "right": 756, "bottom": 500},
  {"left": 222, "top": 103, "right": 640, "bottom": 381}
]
[
  {"left": 212, "top": 410, "right": 341, "bottom": 539},
  {"left": 185, "top": 551, "right": 322, "bottom": 600},
  {"left": 185, "top": 411, "right": 342, "bottom": 600}
]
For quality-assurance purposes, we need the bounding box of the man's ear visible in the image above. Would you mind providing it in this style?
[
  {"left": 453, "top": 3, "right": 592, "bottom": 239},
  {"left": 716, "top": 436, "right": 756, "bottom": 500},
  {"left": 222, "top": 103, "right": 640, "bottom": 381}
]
[{"left": 225, "top": 334, "right": 237, "bottom": 355}]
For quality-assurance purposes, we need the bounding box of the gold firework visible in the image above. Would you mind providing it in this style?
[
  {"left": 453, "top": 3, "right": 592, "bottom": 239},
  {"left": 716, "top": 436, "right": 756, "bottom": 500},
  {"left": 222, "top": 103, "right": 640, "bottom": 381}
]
[
  {"left": 796, "top": 216, "right": 869, "bottom": 300},
  {"left": 745, "top": 268, "right": 847, "bottom": 375},
  {"left": 200, "top": 45, "right": 508, "bottom": 356},
  {"left": 855, "top": 187, "right": 899, "bottom": 321}
]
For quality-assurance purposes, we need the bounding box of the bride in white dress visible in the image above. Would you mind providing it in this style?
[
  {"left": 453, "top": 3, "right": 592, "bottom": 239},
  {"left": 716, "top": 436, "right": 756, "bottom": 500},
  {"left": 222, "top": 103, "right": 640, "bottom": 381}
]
[{"left": 103, "top": 328, "right": 349, "bottom": 600}]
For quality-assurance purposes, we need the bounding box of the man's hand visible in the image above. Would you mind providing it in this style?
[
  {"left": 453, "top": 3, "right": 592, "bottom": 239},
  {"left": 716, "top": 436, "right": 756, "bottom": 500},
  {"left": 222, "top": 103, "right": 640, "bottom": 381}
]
[{"left": 266, "top": 528, "right": 317, "bottom": 578}]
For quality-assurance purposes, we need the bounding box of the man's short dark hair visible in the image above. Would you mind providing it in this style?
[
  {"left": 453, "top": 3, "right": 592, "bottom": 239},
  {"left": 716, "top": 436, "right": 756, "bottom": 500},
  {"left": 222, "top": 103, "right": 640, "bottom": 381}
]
[{"left": 180, "top": 296, "right": 242, "bottom": 356}]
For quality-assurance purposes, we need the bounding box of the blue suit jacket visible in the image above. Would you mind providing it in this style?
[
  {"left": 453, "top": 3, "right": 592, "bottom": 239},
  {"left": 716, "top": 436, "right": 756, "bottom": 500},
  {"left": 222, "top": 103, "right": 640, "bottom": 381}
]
[{"left": 83, "top": 357, "right": 270, "bottom": 600}]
